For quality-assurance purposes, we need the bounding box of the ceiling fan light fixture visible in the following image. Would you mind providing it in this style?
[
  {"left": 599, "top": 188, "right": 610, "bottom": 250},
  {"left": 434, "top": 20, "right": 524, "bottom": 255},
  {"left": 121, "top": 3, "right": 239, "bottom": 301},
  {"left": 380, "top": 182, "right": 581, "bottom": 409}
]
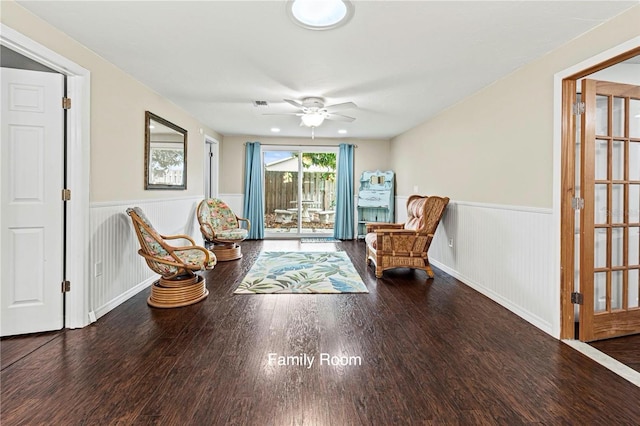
[
  {"left": 288, "top": 0, "right": 354, "bottom": 31},
  {"left": 301, "top": 112, "right": 325, "bottom": 127}
]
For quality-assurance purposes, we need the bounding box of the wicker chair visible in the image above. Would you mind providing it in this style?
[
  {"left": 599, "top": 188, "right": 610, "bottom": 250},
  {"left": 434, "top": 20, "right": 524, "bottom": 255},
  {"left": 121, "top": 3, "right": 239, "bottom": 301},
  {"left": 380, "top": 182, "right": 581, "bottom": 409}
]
[
  {"left": 127, "top": 207, "right": 216, "bottom": 308},
  {"left": 197, "top": 198, "right": 250, "bottom": 261},
  {"left": 365, "top": 195, "right": 449, "bottom": 279}
]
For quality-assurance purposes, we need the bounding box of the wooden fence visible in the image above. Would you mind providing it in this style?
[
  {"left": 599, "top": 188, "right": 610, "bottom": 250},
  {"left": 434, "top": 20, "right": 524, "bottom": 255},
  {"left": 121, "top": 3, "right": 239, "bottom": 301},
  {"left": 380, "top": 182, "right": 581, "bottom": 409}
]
[{"left": 264, "top": 171, "right": 336, "bottom": 214}]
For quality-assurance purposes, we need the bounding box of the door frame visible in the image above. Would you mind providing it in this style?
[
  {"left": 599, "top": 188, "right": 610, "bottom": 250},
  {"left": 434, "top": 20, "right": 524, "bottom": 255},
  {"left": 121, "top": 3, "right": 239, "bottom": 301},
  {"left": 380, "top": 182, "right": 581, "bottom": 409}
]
[
  {"left": 1, "top": 24, "right": 91, "bottom": 329},
  {"left": 203, "top": 134, "right": 219, "bottom": 199},
  {"left": 557, "top": 37, "right": 640, "bottom": 339}
]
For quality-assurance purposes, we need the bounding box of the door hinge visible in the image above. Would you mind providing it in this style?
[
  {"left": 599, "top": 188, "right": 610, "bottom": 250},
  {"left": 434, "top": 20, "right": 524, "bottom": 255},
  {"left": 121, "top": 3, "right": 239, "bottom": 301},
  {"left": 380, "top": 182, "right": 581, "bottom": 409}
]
[
  {"left": 61, "top": 280, "right": 71, "bottom": 293},
  {"left": 573, "top": 101, "right": 585, "bottom": 115},
  {"left": 571, "top": 292, "right": 583, "bottom": 305},
  {"left": 572, "top": 197, "right": 584, "bottom": 210},
  {"left": 62, "top": 97, "right": 71, "bottom": 110},
  {"left": 62, "top": 188, "right": 71, "bottom": 201}
]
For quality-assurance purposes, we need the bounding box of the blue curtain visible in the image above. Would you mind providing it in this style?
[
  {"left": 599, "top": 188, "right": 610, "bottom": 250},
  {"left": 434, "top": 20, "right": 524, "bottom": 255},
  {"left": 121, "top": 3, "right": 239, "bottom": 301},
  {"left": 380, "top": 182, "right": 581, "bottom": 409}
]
[
  {"left": 243, "top": 142, "right": 264, "bottom": 239},
  {"left": 334, "top": 143, "right": 355, "bottom": 240}
]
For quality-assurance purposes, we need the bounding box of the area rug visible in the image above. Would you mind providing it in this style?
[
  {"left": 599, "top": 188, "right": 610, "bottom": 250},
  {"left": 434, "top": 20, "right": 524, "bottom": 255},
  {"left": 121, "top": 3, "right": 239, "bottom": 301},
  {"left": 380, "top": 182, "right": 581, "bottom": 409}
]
[{"left": 234, "top": 251, "right": 368, "bottom": 294}]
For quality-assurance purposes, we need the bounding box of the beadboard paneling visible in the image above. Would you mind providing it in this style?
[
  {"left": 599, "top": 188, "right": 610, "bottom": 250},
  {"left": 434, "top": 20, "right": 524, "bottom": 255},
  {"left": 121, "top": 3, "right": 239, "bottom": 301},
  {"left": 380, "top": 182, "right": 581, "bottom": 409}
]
[
  {"left": 396, "top": 196, "right": 556, "bottom": 334},
  {"left": 89, "top": 197, "right": 203, "bottom": 319}
]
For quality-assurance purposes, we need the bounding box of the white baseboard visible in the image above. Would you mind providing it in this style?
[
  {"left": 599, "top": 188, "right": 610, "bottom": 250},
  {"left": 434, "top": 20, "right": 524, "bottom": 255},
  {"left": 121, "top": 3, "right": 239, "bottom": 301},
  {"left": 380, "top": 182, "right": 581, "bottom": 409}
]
[
  {"left": 430, "top": 259, "right": 553, "bottom": 335},
  {"left": 93, "top": 275, "right": 157, "bottom": 320}
]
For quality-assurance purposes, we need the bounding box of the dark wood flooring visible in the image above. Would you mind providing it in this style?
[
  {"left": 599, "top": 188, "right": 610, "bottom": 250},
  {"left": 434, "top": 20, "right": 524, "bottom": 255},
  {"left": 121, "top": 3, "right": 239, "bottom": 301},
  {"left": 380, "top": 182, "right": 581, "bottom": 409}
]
[
  {"left": 590, "top": 334, "right": 640, "bottom": 373},
  {"left": 2, "top": 240, "right": 639, "bottom": 425}
]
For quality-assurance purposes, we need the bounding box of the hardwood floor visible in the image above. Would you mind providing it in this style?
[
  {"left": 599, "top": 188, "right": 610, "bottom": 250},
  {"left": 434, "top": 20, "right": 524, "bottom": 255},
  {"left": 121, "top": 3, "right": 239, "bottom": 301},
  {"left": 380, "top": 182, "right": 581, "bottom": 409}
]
[
  {"left": 590, "top": 334, "right": 640, "bottom": 373},
  {"left": 2, "top": 240, "right": 639, "bottom": 425}
]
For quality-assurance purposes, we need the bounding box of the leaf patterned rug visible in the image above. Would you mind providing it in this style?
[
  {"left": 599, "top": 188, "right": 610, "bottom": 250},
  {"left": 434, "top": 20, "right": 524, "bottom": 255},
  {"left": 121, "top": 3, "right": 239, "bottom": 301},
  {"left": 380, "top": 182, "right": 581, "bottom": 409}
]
[{"left": 234, "top": 251, "right": 368, "bottom": 294}]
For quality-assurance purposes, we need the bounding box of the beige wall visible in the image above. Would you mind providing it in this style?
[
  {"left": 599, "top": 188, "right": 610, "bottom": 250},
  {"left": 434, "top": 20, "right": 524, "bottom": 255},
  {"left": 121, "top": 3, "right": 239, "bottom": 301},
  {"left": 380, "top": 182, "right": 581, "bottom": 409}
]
[
  {"left": 1, "top": 1, "right": 221, "bottom": 202},
  {"left": 391, "top": 5, "right": 640, "bottom": 208},
  {"left": 220, "top": 135, "right": 391, "bottom": 195}
]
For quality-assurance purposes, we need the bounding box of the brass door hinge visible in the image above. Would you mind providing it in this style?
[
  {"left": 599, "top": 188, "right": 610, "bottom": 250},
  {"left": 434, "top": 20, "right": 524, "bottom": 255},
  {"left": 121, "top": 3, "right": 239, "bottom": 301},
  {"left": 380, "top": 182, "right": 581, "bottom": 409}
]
[
  {"left": 62, "top": 188, "right": 71, "bottom": 201},
  {"left": 61, "top": 280, "right": 71, "bottom": 293},
  {"left": 62, "top": 97, "right": 71, "bottom": 110}
]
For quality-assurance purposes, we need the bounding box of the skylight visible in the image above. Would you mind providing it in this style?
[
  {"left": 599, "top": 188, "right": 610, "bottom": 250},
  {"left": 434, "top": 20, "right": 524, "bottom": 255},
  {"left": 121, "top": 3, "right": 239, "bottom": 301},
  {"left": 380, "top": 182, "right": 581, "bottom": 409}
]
[{"left": 288, "top": 0, "right": 354, "bottom": 31}]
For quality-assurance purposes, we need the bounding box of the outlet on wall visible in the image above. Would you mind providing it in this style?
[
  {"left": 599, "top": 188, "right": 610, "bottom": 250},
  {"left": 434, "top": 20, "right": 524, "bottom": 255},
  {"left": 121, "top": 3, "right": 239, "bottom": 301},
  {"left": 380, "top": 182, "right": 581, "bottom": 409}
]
[
  {"left": 448, "top": 238, "right": 454, "bottom": 248},
  {"left": 413, "top": 185, "right": 418, "bottom": 193},
  {"left": 95, "top": 261, "right": 103, "bottom": 277}
]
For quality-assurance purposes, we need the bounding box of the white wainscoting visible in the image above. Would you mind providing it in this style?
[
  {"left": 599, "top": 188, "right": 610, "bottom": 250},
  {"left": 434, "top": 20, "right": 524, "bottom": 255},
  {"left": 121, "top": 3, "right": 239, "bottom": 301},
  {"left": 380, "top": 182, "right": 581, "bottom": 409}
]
[
  {"left": 396, "top": 197, "right": 556, "bottom": 335},
  {"left": 89, "top": 196, "right": 203, "bottom": 320}
]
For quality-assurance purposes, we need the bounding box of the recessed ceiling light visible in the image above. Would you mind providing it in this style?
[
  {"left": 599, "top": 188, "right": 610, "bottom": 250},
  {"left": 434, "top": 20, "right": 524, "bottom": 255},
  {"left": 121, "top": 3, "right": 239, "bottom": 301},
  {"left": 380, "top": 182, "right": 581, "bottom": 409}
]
[
  {"left": 287, "top": 0, "right": 354, "bottom": 31},
  {"left": 271, "top": 127, "right": 281, "bottom": 133},
  {"left": 338, "top": 129, "right": 347, "bottom": 134}
]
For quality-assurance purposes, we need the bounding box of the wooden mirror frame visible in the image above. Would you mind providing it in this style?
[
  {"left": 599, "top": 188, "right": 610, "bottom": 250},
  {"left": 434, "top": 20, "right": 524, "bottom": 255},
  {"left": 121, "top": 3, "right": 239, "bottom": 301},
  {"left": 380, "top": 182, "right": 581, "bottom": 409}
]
[{"left": 144, "top": 111, "right": 187, "bottom": 190}]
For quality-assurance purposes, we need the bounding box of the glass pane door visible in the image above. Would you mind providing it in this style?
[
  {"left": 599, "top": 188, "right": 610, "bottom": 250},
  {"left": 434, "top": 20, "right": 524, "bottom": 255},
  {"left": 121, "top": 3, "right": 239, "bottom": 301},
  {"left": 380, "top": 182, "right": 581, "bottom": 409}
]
[
  {"left": 579, "top": 78, "right": 640, "bottom": 341},
  {"left": 263, "top": 147, "right": 337, "bottom": 237}
]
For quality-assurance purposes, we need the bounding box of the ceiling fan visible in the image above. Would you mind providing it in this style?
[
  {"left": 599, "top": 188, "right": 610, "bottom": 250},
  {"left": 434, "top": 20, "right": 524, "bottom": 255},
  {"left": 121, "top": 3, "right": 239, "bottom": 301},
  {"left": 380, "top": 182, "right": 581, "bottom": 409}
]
[{"left": 264, "top": 97, "right": 357, "bottom": 136}]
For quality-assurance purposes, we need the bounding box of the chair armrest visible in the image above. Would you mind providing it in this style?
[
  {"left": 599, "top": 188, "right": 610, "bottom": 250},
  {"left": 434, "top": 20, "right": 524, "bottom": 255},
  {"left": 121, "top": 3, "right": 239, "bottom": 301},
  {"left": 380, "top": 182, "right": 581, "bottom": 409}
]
[
  {"left": 172, "top": 245, "right": 216, "bottom": 269},
  {"left": 366, "top": 222, "right": 405, "bottom": 233},
  {"left": 161, "top": 234, "right": 196, "bottom": 246},
  {"left": 237, "top": 217, "right": 251, "bottom": 233},
  {"left": 138, "top": 250, "right": 186, "bottom": 268},
  {"left": 199, "top": 223, "right": 216, "bottom": 240},
  {"left": 375, "top": 229, "right": 431, "bottom": 236},
  {"left": 140, "top": 244, "right": 215, "bottom": 271}
]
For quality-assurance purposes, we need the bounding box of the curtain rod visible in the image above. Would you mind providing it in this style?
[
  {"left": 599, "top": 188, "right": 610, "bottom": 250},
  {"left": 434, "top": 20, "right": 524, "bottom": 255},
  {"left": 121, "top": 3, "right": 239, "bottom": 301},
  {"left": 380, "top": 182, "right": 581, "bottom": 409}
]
[{"left": 244, "top": 142, "right": 357, "bottom": 148}]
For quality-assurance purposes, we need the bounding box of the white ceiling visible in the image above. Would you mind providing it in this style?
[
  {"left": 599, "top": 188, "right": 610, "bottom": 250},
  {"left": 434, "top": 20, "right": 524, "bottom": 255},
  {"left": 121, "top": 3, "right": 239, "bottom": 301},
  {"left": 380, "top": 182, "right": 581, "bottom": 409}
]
[{"left": 16, "top": 1, "right": 639, "bottom": 140}]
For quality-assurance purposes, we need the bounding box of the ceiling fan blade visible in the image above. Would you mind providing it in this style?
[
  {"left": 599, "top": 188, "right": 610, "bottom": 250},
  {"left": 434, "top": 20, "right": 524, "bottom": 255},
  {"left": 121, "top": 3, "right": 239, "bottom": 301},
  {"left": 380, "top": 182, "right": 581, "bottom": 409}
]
[
  {"left": 324, "top": 102, "right": 357, "bottom": 113},
  {"left": 284, "top": 99, "right": 305, "bottom": 110},
  {"left": 262, "top": 112, "right": 302, "bottom": 116},
  {"left": 325, "top": 113, "right": 355, "bottom": 122}
]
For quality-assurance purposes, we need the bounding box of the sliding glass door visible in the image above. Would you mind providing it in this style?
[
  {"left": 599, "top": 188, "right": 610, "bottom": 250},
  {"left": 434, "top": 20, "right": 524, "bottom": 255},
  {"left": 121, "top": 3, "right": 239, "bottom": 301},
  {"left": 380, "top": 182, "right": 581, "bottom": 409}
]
[{"left": 263, "top": 146, "right": 337, "bottom": 237}]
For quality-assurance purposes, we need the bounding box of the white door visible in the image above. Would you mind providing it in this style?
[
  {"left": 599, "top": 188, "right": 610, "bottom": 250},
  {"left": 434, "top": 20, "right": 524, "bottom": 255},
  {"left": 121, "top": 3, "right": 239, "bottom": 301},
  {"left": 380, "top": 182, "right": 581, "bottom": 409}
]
[{"left": 1, "top": 68, "right": 64, "bottom": 336}]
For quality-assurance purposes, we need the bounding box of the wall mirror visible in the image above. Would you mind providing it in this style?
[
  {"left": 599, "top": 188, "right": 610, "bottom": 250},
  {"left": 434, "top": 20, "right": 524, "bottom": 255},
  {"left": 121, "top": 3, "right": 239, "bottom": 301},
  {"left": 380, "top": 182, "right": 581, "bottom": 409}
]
[{"left": 145, "top": 111, "right": 187, "bottom": 190}]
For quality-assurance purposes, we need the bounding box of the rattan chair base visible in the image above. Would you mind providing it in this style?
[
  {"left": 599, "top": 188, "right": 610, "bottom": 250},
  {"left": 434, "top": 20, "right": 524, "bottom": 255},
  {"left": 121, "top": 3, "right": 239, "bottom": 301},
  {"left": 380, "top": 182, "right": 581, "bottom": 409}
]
[
  {"left": 147, "top": 276, "right": 208, "bottom": 308},
  {"left": 212, "top": 243, "right": 242, "bottom": 261}
]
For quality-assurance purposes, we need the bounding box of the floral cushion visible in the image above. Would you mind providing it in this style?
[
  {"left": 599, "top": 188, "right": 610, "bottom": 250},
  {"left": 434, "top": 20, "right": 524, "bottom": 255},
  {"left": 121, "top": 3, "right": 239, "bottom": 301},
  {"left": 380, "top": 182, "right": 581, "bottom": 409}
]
[
  {"left": 199, "top": 198, "right": 239, "bottom": 232},
  {"left": 216, "top": 228, "right": 249, "bottom": 240},
  {"left": 127, "top": 207, "right": 170, "bottom": 258},
  {"left": 176, "top": 248, "right": 216, "bottom": 270},
  {"left": 198, "top": 198, "right": 248, "bottom": 242}
]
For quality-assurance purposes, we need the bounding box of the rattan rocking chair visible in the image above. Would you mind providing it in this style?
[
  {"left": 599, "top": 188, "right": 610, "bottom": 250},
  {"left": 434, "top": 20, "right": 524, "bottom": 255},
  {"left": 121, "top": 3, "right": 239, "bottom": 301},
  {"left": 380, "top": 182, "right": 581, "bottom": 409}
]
[
  {"left": 127, "top": 207, "right": 216, "bottom": 308},
  {"left": 197, "top": 198, "right": 250, "bottom": 261}
]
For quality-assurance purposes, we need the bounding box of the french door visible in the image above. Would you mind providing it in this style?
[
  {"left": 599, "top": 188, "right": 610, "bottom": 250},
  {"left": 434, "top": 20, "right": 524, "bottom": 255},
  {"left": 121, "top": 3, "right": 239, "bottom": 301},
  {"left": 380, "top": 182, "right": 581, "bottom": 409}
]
[
  {"left": 263, "top": 146, "right": 337, "bottom": 237},
  {"left": 579, "top": 79, "right": 640, "bottom": 341}
]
